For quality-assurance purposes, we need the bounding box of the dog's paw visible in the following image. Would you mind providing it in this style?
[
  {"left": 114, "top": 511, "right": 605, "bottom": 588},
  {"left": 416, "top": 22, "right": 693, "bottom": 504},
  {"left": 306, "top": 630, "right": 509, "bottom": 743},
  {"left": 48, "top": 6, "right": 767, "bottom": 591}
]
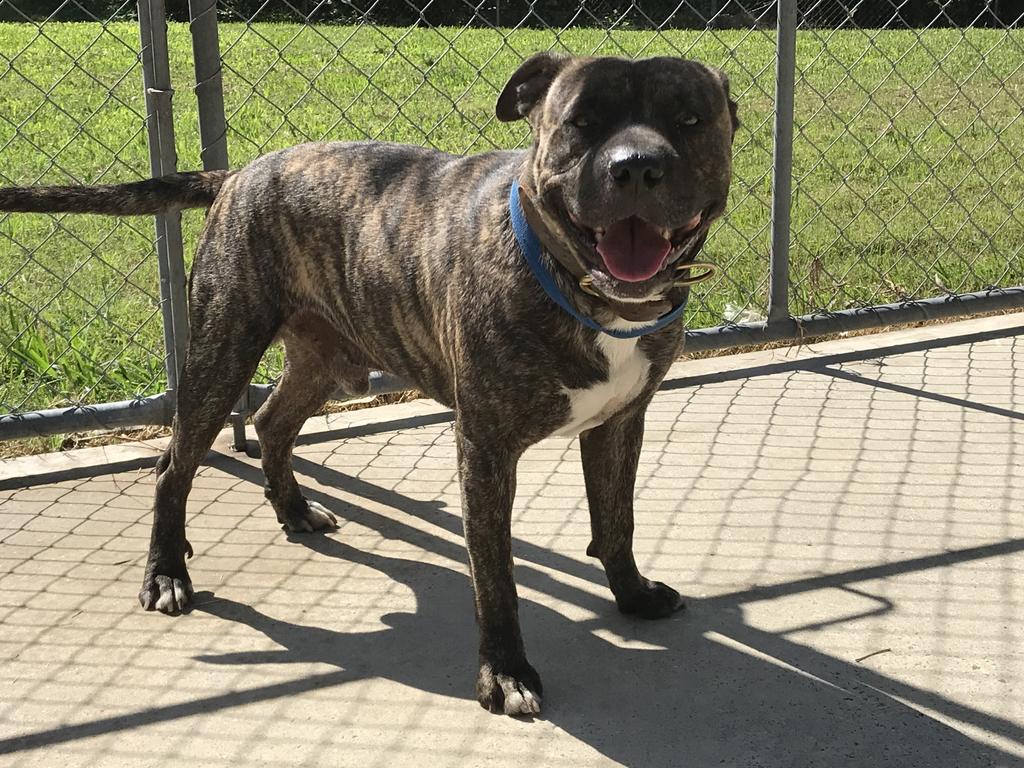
[
  {"left": 139, "top": 570, "right": 194, "bottom": 614},
  {"left": 476, "top": 659, "right": 543, "bottom": 717},
  {"left": 615, "top": 580, "right": 685, "bottom": 619},
  {"left": 282, "top": 500, "right": 338, "bottom": 533}
]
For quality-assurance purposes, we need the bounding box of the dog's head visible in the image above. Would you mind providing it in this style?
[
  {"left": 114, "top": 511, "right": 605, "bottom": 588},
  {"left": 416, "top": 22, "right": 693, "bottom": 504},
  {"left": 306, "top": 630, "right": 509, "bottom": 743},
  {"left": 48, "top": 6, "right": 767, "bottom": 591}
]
[{"left": 497, "top": 53, "right": 738, "bottom": 302}]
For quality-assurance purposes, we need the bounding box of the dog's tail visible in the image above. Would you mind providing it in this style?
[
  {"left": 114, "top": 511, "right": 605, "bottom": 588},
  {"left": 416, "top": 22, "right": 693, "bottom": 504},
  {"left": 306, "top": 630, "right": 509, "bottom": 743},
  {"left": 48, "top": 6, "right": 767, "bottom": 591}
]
[{"left": 0, "top": 170, "right": 234, "bottom": 216}]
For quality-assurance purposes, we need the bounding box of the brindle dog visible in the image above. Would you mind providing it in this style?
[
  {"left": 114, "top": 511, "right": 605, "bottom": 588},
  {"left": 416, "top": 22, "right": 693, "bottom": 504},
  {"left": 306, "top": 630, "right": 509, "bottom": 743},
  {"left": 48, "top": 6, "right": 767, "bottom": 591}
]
[{"left": 0, "top": 53, "right": 737, "bottom": 715}]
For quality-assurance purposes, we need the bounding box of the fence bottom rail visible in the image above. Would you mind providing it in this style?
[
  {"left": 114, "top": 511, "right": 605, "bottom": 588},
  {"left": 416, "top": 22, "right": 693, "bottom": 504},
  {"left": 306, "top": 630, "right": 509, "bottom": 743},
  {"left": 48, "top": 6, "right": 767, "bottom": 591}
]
[
  {"left": 3, "top": 286, "right": 1022, "bottom": 444},
  {"left": 0, "top": 393, "right": 172, "bottom": 442}
]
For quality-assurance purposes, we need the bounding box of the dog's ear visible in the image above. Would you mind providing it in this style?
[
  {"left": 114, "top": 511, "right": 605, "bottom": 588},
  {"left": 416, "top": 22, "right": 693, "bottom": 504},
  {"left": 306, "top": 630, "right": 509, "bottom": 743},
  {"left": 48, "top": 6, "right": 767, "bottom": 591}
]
[
  {"left": 712, "top": 67, "right": 741, "bottom": 137},
  {"left": 496, "top": 52, "right": 570, "bottom": 123}
]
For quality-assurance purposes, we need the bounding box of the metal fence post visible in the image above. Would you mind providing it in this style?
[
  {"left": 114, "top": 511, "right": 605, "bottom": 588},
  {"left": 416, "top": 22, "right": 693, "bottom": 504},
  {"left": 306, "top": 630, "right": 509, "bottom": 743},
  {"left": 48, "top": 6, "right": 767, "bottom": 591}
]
[
  {"left": 768, "top": 0, "right": 797, "bottom": 325},
  {"left": 139, "top": 0, "right": 188, "bottom": 421},
  {"left": 188, "top": 0, "right": 249, "bottom": 450},
  {"left": 190, "top": 0, "right": 230, "bottom": 171}
]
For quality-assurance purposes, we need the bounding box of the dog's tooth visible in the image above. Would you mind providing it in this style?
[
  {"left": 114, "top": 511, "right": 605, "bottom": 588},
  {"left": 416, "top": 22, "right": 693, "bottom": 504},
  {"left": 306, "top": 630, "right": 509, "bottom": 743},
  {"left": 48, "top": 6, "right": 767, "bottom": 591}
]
[
  {"left": 660, "top": 227, "right": 672, "bottom": 240},
  {"left": 594, "top": 227, "right": 605, "bottom": 242}
]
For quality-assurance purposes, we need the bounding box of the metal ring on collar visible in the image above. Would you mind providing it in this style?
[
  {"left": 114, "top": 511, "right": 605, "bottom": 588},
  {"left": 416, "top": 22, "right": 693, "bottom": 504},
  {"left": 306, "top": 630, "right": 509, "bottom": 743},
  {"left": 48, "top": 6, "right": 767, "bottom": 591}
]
[
  {"left": 577, "top": 274, "right": 602, "bottom": 297},
  {"left": 673, "top": 261, "right": 717, "bottom": 287}
]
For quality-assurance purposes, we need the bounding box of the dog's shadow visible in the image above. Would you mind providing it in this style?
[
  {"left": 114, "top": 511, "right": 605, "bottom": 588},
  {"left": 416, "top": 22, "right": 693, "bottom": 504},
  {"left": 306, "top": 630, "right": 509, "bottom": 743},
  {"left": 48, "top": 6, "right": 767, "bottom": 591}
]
[{"left": 193, "top": 507, "right": 1016, "bottom": 767}]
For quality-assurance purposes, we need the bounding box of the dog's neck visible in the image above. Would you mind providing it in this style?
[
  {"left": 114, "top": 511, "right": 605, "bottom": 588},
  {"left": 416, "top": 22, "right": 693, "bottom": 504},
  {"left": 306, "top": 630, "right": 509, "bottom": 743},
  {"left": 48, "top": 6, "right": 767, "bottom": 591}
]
[{"left": 515, "top": 180, "right": 675, "bottom": 323}]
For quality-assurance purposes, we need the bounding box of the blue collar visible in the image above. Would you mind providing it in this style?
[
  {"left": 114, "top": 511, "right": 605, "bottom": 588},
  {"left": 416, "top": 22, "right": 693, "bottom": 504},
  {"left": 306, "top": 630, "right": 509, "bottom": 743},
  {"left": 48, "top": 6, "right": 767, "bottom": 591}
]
[{"left": 509, "top": 180, "right": 688, "bottom": 340}]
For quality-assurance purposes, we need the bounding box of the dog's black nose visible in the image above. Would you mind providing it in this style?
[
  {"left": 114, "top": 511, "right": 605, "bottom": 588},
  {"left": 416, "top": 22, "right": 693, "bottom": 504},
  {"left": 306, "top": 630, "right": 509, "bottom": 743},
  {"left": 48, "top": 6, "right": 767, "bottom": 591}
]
[{"left": 608, "top": 151, "right": 664, "bottom": 189}]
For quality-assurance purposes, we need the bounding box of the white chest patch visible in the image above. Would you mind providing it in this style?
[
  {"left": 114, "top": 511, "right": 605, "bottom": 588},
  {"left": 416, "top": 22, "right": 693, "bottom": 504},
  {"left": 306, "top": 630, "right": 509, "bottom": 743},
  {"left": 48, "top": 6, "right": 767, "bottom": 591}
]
[{"left": 552, "top": 323, "right": 652, "bottom": 438}]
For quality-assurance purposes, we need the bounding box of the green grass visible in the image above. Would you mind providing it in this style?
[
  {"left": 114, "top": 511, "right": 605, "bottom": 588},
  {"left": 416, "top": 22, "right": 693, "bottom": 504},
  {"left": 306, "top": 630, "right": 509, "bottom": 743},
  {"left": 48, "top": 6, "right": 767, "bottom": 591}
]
[{"left": 1, "top": 22, "right": 1022, "bottom": 415}]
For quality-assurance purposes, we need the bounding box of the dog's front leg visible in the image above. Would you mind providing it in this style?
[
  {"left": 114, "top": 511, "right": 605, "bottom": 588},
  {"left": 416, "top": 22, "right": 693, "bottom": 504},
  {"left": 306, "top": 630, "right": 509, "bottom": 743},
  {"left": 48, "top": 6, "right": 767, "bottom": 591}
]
[
  {"left": 581, "top": 407, "right": 685, "bottom": 618},
  {"left": 456, "top": 423, "right": 542, "bottom": 716}
]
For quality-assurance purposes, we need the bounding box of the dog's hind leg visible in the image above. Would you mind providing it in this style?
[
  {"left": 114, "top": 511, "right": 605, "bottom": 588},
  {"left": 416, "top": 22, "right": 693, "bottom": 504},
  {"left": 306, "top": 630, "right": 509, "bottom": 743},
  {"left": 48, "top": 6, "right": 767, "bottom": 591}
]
[
  {"left": 254, "top": 312, "right": 369, "bottom": 533},
  {"left": 140, "top": 261, "right": 282, "bottom": 614}
]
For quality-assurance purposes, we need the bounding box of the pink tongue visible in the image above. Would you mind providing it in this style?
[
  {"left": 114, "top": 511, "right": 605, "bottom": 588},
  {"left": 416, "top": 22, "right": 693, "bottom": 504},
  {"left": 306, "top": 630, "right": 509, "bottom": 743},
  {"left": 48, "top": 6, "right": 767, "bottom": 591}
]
[{"left": 595, "top": 217, "right": 671, "bottom": 282}]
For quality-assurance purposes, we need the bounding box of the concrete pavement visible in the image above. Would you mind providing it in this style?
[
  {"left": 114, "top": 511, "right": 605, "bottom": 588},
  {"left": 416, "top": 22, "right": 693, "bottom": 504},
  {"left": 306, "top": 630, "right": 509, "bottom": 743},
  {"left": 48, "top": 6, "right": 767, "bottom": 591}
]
[{"left": 1, "top": 313, "right": 1022, "bottom": 767}]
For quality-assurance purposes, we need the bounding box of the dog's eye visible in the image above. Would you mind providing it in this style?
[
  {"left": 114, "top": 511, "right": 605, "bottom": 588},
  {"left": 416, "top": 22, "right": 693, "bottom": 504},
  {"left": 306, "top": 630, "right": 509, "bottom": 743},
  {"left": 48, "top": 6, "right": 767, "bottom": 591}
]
[
  {"left": 678, "top": 115, "right": 700, "bottom": 128},
  {"left": 569, "top": 113, "right": 596, "bottom": 129}
]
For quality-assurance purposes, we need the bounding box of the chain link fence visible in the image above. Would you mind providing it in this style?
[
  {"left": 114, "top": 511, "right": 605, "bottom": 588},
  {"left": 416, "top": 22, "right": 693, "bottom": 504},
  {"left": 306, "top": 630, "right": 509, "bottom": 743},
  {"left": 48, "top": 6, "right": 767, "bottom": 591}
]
[
  {"left": 0, "top": 2, "right": 164, "bottom": 423},
  {"left": 788, "top": 2, "right": 1024, "bottom": 317},
  {"left": 1, "top": 0, "right": 1022, "bottom": 446}
]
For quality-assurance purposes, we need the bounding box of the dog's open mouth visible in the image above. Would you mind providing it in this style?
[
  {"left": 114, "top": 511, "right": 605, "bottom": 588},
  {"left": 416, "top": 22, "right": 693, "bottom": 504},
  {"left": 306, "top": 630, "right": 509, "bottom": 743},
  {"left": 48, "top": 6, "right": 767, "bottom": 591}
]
[
  {"left": 586, "top": 214, "right": 703, "bottom": 283},
  {"left": 560, "top": 207, "right": 711, "bottom": 300}
]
